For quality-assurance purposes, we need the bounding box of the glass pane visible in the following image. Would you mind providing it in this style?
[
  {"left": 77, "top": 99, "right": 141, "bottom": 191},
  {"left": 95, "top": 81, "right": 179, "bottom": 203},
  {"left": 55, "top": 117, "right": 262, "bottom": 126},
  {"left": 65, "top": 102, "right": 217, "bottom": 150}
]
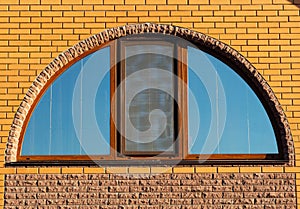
[
  {"left": 21, "top": 47, "right": 111, "bottom": 156},
  {"left": 123, "top": 44, "right": 175, "bottom": 153},
  {"left": 188, "top": 46, "right": 278, "bottom": 154}
]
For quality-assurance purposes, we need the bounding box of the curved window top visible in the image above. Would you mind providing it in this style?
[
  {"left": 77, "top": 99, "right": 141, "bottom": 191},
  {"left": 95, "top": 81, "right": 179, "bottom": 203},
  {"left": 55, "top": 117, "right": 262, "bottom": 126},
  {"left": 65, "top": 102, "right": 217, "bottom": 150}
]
[
  {"left": 6, "top": 23, "right": 293, "bottom": 165},
  {"left": 188, "top": 46, "right": 277, "bottom": 155},
  {"left": 22, "top": 47, "right": 111, "bottom": 156}
]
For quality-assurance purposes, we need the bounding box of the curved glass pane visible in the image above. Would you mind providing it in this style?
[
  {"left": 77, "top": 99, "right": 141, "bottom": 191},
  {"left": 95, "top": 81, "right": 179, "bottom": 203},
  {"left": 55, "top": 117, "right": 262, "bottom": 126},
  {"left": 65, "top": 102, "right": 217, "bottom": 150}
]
[
  {"left": 188, "top": 46, "right": 278, "bottom": 154},
  {"left": 22, "top": 47, "right": 111, "bottom": 156}
]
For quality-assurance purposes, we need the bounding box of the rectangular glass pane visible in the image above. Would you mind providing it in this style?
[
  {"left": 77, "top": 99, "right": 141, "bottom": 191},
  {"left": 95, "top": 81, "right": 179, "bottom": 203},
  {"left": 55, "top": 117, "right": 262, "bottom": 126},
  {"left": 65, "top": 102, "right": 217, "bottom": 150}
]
[{"left": 123, "top": 43, "right": 175, "bottom": 153}]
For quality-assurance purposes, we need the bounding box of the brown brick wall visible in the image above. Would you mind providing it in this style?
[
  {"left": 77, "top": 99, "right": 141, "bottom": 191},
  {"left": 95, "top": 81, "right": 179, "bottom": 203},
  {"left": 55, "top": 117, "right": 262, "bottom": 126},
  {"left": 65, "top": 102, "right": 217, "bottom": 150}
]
[{"left": 4, "top": 173, "right": 296, "bottom": 208}]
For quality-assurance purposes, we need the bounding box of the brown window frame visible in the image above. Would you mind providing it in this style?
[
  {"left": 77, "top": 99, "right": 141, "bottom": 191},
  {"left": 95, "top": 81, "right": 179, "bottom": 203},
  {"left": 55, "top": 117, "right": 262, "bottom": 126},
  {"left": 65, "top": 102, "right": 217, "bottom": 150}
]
[
  {"left": 15, "top": 35, "right": 283, "bottom": 164},
  {"left": 117, "top": 38, "right": 181, "bottom": 158}
]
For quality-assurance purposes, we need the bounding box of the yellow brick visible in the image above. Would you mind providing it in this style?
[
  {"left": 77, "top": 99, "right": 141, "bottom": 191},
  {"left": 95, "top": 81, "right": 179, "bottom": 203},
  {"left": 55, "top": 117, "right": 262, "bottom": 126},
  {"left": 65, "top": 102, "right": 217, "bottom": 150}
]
[
  {"left": 125, "top": 0, "right": 145, "bottom": 3},
  {"left": 52, "top": 5, "right": 72, "bottom": 10},
  {"left": 219, "top": 34, "right": 236, "bottom": 40},
  {"left": 227, "top": 28, "right": 246, "bottom": 34},
  {"left": 95, "top": 17, "right": 116, "bottom": 23},
  {"left": 128, "top": 167, "right": 150, "bottom": 174},
  {"left": 195, "top": 167, "right": 217, "bottom": 173},
  {"left": 83, "top": 0, "right": 104, "bottom": 3},
  {"left": 63, "top": 11, "right": 84, "bottom": 16},
  {"left": 62, "top": 0, "right": 82, "bottom": 4},
  {"left": 53, "top": 17, "right": 73, "bottom": 23},
  {"left": 214, "top": 11, "right": 234, "bottom": 16},
  {"left": 74, "top": 29, "right": 91, "bottom": 34},
  {"left": 20, "top": 11, "right": 41, "bottom": 17},
  {"left": 84, "top": 11, "right": 105, "bottom": 17},
  {"left": 106, "top": 11, "right": 127, "bottom": 17},
  {"left": 117, "top": 17, "right": 138, "bottom": 22},
  {"left": 280, "top": 22, "right": 300, "bottom": 28},
  {"left": 19, "top": 35, "right": 40, "bottom": 41},
  {"left": 9, "top": 5, "right": 28, "bottom": 10},
  {"left": 259, "top": 34, "right": 279, "bottom": 40},
  {"left": 39, "top": 168, "right": 61, "bottom": 174},
  {"left": 136, "top": 5, "right": 156, "bottom": 10},
  {"left": 17, "top": 168, "right": 38, "bottom": 174},
  {"left": 20, "top": 0, "right": 40, "bottom": 4},
  {"left": 93, "top": 5, "right": 114, "bottom": 10},
  {"left": 252, "top": 0, "right": 272, "bottom": 3},
  {"left": 192, "top": 10, "right": 213, "bottom": 16},
  {"left": 178, "top": 5, "right": 198, "bottom": 10},
  {"left": 0, "top": 168, "right": 16, "bottom": 174},
  {"left": 146, "top": 0, "right": 166, "bottom": 4},
  {"left": 283, "top": 94, "right": 300, "bottom": 99},
  {"left": 208, "top": 28, "right": 225, "bottom": 34},
  {"left": 248, "top": 40, "right": 269, "bottom": 45},
  {"left": 173, "top": 167, "right": 194, "bottom": 173},
  {"left": 224, "top": 17, "right": 245, "bottom": 21},
  {"left": 61, "top": 168, "right": 83, "bottom": 174},
  {"left": 150, "top": 167, "right": 172, "bottom": 174},
  {"left": 261, "top": 167, "right": 283, "bottom": 173},
  {"left": 218, "top": 167, "right": 239, "bottom": 173},
  {"left": 10, "top": 29, "right": 31, "bottom": 35},
  {"left": 128, "top": 11, "right": 148, "bottom": 17},
  {"left": 104, "top": 0, "right": 124, "bottom": 4},
  {"left": 182, "top": 17, "right": 201, "bottom": 22},
  {"left": 221, "top": 5, "right": 241, "bottom": 10},
  {"left": 189, "top": 0, "right": 208, "bottom": 3},
  {"left": 258, "top": 22, "right": 279, "bottom": 28},
  {"left": 246, "top": 16, "right": 267, "bottom": 22},
  {"left": 215, "top": 22, "right": 236, "bottom": 28},
  {"left": 106, "top": 167, "right": 128, "bottom": 174},
  {"left": 43, "top": 11, "right": 65, "bottom": 17},
  {"left": 52, "top": 29, "right": 73, "bottom": 34},
  {"left": 168, "top": 0, "right": 187, "bottom": 4},
  {"left": 239, "top": 167, "right": 262, "bottom": 173},
  {"left": 231, "top": 0, "right": 251, "bottom": 4},
  {"left": 203, "top": 17, "right": 223, "bottom": 22},
  {"left": 83, "top": 167, "right": 105, "bottom": 174},
  {"left": 235, "top": 11, "right": 256, "bottom": 16},
  {"left": 160, "top": 17, "right": 181, "bottom": 22},
  {"left": 248, "top": 51, "right": 268, "bottom": 57},
  {"left": 149, "top": 11, "right": 170, "bottom": 16},
  {"left": 262, "top": 5, "right": 283, "bottom": 10},
  {"left": 74, "top": 17, "right": 95, "bottom": 23},
  {"left": 139, "top": 17, "right": 159, "bottom": 22},
  {"left": 242, "top": 46, "right": 258, "bottom": 51},
  {"left": 194, "top": 22, "right": 215, "bottom": 29},
  {"left": 270, "top": 75, "right": 291, "bottom": 81},
  {"left": 32, "top": 17, "right": 52, "bottom": 23},
  {"left": 174, "top": 22, "right": 193, "bottom": 28},
  {"left": 171, "top": 11, "right": 191, "bottom": 16}
]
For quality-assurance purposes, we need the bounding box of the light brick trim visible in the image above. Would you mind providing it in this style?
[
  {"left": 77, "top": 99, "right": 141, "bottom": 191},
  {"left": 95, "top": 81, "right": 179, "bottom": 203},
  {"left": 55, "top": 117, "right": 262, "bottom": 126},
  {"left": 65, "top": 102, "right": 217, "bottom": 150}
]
[{"left": 5, "top": 23, "right": 294, "bottom": 164}]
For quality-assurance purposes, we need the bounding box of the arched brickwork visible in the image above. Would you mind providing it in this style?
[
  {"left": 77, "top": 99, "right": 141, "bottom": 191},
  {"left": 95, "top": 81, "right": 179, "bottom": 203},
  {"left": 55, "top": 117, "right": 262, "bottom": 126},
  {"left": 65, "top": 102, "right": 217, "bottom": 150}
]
[{"left": 5, "top": 23, "right": 294, "bottom": 165}]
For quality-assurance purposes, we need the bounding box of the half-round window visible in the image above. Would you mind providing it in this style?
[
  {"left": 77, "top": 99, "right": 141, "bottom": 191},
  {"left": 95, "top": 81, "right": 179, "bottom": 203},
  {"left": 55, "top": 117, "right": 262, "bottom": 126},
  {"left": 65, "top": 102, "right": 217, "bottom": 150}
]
[{"left": 6, "top": 24, "right": 293, "bottom": 164}]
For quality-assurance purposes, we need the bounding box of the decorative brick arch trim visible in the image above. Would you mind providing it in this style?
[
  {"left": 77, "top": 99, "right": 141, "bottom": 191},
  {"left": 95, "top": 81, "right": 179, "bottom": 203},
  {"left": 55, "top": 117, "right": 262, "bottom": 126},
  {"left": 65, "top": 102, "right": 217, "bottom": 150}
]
[{"left": 5, "top": 23, "right": 294, "bottom": 165}]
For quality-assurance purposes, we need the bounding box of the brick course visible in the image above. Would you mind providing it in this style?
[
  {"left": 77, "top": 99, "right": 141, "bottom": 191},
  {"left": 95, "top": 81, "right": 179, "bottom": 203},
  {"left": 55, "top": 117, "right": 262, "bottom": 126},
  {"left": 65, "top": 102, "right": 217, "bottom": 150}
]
[{"left": 4, "top": 173, "right": 297, "bottom": 208}]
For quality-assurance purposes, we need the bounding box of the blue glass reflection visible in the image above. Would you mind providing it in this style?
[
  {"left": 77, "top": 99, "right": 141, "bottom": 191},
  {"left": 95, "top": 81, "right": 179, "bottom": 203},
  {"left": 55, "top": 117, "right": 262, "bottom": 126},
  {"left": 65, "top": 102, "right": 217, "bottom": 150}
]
[
  {"left": 22, "top": 47, "right": 111, "bottom": 155},
  {"left": 188, "top": 46, "right": 278, "bottom": 154}
]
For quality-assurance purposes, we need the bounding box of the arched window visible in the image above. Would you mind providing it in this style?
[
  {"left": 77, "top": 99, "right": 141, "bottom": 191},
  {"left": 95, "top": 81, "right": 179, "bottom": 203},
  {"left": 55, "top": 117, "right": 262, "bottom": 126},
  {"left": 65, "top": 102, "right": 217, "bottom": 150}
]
[{"left": 6, "top": 23, "right": 293, "bottom": 164}]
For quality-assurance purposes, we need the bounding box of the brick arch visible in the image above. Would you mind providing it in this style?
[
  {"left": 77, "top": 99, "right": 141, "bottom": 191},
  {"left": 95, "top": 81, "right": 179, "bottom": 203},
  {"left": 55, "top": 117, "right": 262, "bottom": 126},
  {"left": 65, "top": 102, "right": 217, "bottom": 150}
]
[{"left": 5, "top": 23, "right": 294, "bottom": 164}]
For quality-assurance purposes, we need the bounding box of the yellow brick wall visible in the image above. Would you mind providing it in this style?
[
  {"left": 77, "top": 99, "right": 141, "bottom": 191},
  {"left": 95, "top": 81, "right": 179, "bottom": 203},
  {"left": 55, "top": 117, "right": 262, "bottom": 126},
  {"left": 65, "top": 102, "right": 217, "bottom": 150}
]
[{"left": 0, "top": 0, "right": 299, "bottom": 207}]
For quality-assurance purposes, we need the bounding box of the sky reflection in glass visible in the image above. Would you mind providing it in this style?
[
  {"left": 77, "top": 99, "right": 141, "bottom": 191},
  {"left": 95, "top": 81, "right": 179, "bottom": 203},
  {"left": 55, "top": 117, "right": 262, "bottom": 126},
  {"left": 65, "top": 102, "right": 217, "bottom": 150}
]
[
  {"left": 22, "top": 47, "right": 111, "bottom": 155},
  {"left": 188, "top": 46, "right": 278, "bottom": 154}
]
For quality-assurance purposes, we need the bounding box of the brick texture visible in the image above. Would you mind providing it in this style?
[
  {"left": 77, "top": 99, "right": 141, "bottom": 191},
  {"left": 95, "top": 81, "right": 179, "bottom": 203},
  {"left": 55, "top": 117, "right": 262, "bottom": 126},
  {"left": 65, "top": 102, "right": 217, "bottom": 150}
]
[
  {"left": 0, "top": 0, "right": 300, "bottom": 208},
  {"left": 4, "top": 173, "right": 296, "bottom": 208}
]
